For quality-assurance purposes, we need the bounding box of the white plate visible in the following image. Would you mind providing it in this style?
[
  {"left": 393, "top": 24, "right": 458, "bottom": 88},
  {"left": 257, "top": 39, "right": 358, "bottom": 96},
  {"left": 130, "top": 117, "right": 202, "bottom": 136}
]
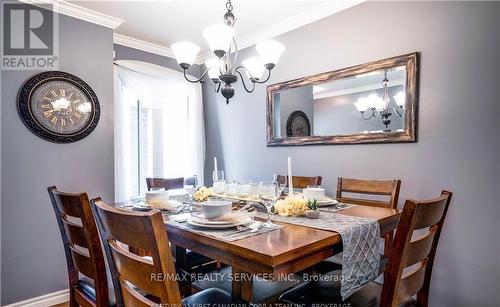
[
  {"left": 187, "top": 218, "right": 249, "bottom": 229},
  {"left": 317, "top": 198, "right": 339, "bottom": 206},
  {"left": 190, "top": 212, "right": 234, "bottom": 225}
]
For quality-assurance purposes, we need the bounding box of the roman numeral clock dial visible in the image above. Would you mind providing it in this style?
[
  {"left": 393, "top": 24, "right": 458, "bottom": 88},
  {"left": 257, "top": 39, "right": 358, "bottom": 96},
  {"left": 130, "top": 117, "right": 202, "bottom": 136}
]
[{"left": 17, "top": 71, "right": 100, "bottom": 143}]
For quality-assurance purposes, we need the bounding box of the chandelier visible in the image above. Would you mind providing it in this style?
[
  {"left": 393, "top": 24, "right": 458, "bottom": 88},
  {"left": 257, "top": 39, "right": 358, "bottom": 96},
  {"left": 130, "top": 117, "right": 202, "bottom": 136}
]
[
  {"left": 170, "top": 0, "right": 285, "bottom": 104},
  {"left": 354, "top": 71, "right": 405, "bottom": 129}
]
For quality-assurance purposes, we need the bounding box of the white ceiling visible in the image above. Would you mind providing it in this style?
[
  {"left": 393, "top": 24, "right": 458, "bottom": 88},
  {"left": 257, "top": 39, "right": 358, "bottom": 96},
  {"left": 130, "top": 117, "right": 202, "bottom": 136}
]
[{"left": 69, "top": 0, "right": 364, "bottom": 60}]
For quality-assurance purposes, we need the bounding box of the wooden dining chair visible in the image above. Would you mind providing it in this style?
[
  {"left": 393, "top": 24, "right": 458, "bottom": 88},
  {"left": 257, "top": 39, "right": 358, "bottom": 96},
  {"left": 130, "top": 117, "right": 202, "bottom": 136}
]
[
  {"left": 47, "top": 186, "right": 114, "bottom": 307},
  {"left": 146, "top": 176, "right": 195, "bottom": 191},
  {"left": 336, "top": 177, "right": 401, "bottom": 209},
  {"left": 280, "top": 190, "right": 453, "bottom": 307},
  {"left": 274, "top": 174, "right": 323, "bottom": 189},
  {"left": 144, "top": 176, "right": 215, "bottom": 274},
  {"left": 91, "top": 199, "right": 242, "bottom": 306}
]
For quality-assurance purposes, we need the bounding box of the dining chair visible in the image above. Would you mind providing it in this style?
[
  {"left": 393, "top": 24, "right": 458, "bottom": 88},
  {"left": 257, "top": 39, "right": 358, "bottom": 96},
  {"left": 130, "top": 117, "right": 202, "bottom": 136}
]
[
  {"left": 47, "top": 186, "right": 115, "bottom": 307},
  {"left": 274, "top": 174, "right": 323, "bottom": 189},
  {"left": 280, "top": 190, "right": 453, "bottom": 307},
  {"left": 146, "top": 176, "right": 194, "bottom": 191},
  {"left": 91, "top": 199, "right": 243, "bottom": 307},
  {"left": 144, "top": 176, "right": 216, "bottom": 274},
  {"left": 336, "top": 177, "right": 401, "bottom": 209}
]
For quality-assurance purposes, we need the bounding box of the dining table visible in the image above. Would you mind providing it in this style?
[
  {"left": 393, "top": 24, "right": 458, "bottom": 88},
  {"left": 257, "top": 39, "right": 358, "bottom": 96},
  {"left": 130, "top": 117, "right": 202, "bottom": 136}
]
[{"left": 113, "top": 191, "right": 401, "bottom": 302}]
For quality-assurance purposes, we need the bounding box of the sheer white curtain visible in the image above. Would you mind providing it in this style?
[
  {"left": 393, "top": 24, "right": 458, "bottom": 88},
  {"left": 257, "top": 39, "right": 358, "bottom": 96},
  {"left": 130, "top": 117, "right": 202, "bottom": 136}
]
[{"left": 114, "top": 60, "right": 205, "bottom": 202}]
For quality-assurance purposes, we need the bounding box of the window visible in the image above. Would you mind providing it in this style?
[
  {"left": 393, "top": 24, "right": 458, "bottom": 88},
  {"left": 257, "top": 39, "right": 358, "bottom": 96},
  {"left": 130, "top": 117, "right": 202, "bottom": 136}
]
[{"left": 115, "top": 61, "right": 204, "bottom": 201}]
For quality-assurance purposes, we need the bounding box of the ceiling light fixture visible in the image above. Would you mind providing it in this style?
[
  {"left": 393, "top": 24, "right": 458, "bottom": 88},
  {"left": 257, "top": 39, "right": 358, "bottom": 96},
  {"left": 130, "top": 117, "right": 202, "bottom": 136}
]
[{"left": 171, "top": 0, "right": 285, "bottom": 104}]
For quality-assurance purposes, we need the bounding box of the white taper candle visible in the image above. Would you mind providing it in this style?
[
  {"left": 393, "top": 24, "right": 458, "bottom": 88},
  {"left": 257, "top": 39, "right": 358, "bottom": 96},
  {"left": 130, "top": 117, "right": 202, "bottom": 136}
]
[
  {"left": 288, "top": 156, "right": 293, "bottom": 196},
  {"left": 214, "top": 157, "right": 218, "bottom": 172}
]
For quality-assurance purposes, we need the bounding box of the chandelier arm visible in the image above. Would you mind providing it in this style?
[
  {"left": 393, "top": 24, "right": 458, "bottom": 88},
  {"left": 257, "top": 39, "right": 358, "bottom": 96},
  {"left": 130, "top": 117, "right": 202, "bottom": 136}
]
[
  {"left": 254, "top": 69, "right": 272, "bottom": 84},
  {"left": 235, "top": 70, "right": 256, "bottom": 93},
  {"left": 391, "top": 106, "right": 404, "bottom": 117},
  {"left": 214, "top": 81, "right": 222, "bottom": 93},
  {"left": 361, "top": 109, "right": 375, "bottom": 120},
  {"left": 183, "top": 67, "right": 210, "bottom": 84},
  {"left": 228, "top": 37, "right": 238, "bottom": 73}
]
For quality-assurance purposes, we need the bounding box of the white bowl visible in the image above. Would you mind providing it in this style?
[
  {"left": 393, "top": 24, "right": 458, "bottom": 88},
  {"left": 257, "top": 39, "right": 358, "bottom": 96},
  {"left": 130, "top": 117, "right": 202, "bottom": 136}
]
[
  {"left": 145, "top": 190, "right": 169, "bottom": 201},
  {"left": 201, "top": 200, "right": 232, "bottom": 219}
]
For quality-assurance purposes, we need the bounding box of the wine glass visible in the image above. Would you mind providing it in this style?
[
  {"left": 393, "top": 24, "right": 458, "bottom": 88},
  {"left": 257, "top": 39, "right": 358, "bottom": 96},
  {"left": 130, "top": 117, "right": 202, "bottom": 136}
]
[
  {"left": 258, "top": 181, "right": 284, "bottom": 227},
  {"left": 183, "top": 175, "right": 198, "bottom": 204}
]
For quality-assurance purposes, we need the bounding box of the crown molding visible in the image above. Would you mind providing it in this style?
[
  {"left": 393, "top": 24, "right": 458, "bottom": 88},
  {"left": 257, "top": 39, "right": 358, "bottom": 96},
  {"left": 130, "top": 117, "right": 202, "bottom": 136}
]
[
  {"left": 19, "top": 0, "right": 124, "bottom": 29},
  {"left": 113, "top": 34, "right": 176, "bottom": 59}
]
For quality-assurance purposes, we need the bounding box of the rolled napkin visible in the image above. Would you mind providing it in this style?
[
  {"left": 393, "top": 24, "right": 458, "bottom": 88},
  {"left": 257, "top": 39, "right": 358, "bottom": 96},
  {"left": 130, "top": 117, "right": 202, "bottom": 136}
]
[{"left": 303, "top": 187, "right": 326, "bottom": 200}]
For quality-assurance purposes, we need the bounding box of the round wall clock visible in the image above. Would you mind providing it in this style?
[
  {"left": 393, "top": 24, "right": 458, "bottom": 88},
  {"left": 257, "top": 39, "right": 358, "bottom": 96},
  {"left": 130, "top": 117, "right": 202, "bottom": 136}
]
[
  {"left": 17, "top": 71, "right": 100, "bottom": 143},
  {"left": 286, "top": 110, "right": 311, "bottom": 137}
]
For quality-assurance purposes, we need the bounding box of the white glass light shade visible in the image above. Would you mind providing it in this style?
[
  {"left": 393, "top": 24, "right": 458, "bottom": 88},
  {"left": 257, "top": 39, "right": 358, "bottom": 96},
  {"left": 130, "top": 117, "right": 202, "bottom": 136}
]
[
  {"left": 367, "top": 94, "right": 386, "bottom": 110},
  {"left": 256, "top": 40, "right": 285, "bottom": 65},
  {"left": 77, "top": 102, "right": 92, "bottom": 113},
  {"left": 202, "top": 24, "right": 235, "bottom": 53},
  {"left": 354, "top": 97, "right": 369, "bottom": 112},
  {"left": 51, "top": 97, "right": 71, "bottom": 111},
  {"left": 171, "top": 41, "right": 200, "bottom": 66},
  {"left": 393, "top": 91, "right": 405, "bottom": 107},
  {"left": 242, "top": 57, "right": 264, "bottom": 79},
  {"left": 205, "top": 58, "right": 221, "bottom": 80}
]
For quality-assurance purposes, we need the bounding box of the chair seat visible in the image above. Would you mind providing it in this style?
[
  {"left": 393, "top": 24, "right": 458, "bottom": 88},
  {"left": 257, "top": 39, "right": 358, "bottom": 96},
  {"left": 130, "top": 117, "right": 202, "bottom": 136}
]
[
  {"left": 79, "top": 276, "right": 117, "bottom": 306},
  {"left": 279, "top": 270, "right": 416, "bottom": 307},
  {"left": 182, "top": 288, "right": 246, "bottom": 307},
  {"left": 192, "top": 266, "right": 302, "bottom": 303}
]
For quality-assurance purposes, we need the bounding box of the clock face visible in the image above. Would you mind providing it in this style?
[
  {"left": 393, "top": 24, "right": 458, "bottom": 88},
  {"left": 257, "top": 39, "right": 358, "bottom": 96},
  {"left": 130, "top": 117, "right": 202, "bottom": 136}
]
[
  {"left": 18, "top": 71, "right": 100, "bottom": 143},
  {"left": 30, "top": 80, "right": 93, "bottom": 135},
  {"left": 286, "top": 111, "right": 311, "bottom": 137}
]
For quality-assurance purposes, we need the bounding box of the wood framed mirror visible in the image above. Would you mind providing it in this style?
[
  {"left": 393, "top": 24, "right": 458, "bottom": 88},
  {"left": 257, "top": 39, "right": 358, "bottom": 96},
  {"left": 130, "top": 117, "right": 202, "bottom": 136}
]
[{"left": 266, "top": 52, "right": 419, "bottom": 146}]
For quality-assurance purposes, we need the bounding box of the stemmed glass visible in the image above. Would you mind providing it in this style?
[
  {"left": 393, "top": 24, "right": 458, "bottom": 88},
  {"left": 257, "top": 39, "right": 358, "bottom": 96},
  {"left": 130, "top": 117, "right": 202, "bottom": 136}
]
[
  {"left": 183, "top": 175, "right": 198, "bottom": 205},
  {"left": 258, "top": 181, "right": 285, "bottom": 227}
]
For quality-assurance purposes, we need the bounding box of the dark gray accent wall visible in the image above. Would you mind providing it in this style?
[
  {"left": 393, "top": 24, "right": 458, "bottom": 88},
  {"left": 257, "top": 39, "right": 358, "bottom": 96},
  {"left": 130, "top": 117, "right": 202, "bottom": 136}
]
[
  {"left": 202, "top": 2, "right": 500, "bottom": 306},
  {"left": 1, "top": 14, "right": 114, "bottom": 305}
]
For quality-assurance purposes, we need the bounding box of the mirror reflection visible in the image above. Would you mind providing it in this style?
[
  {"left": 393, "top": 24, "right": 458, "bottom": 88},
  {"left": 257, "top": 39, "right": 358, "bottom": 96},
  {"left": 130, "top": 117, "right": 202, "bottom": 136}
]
[{"left": 273, "top": 66, "right": 406, "bottom": 138}]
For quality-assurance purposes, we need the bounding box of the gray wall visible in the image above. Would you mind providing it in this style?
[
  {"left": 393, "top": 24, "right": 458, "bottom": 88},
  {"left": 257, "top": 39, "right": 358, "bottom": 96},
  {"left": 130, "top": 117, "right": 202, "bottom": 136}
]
[
  {"left": 1, "top": 13, "right": 114, "bottom": 304},
  {"left": 203, "top": 1, "right": 500, "bottom": 306},
  {"left": 313, "top": 85, "right": 404, "bottom": 135}
]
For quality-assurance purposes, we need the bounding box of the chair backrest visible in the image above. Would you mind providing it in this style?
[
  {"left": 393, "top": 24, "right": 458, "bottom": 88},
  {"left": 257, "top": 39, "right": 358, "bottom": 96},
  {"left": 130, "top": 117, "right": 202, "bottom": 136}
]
[
  {"left": 336, "top": 177, "right": 401, "bottom": 209},
  {"left": 47, "top": 186, "right": 109, "bottom": 305},
  {"left": 146, "top": 176, "right": 196, "bottom": 191},
  {"left": 274, "top": 175, "right": 323, "bottom": 189},
  {"left": 381, "top": 190, "right": 453, "bottom": 307},
  {"left": 91, "top": 199, "right": 181, "bottom": 306}
]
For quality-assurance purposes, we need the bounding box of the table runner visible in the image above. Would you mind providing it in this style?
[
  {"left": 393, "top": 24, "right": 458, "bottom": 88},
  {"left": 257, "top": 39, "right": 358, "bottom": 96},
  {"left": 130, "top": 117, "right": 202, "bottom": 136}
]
[
  {"left": 166, "top": 214, "right": 283, "bottom": 242},
  {"left": 270, "top": 211, "right": 381, "bottom": 300}
]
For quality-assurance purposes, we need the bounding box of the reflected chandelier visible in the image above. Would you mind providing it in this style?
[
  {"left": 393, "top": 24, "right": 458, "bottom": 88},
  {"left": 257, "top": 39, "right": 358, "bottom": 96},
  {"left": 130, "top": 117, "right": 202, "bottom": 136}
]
[
  {"left": 354, "top": 71, "right": 405, "bottom": 129},
  {"left": 171, "top": 0, "right": 285, "bottom": 104}
]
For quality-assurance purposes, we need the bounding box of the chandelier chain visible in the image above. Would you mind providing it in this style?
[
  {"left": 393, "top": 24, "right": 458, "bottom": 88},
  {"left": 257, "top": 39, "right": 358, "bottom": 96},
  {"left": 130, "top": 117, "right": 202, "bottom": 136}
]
[{"left": 226, "top": 0, "right": 233, "bottom": 12}]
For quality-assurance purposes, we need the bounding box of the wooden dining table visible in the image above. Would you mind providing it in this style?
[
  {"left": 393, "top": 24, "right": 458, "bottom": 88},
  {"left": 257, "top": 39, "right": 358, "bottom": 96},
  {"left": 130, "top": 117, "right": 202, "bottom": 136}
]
[{"left": 164, "top": 204, "right": 401, "bottom": 302}]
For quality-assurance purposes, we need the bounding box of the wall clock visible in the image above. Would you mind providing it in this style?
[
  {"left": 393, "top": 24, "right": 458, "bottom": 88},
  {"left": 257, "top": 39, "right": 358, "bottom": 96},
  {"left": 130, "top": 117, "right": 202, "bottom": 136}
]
[
  {"left": 286, "top": 111, "right": 311, "bottom": 137},
  {"left": 17, "top": 71, "right": 100, "bottom": 143}
]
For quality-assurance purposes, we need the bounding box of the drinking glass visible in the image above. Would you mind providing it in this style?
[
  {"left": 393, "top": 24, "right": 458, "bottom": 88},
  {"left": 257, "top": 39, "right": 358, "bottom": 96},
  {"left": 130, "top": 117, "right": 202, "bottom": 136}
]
[
  {"left": 225, "top": 181, "right": 237, "bottom": 196},
  {"left": 183, "top": 175, "right": 198, "bottom": 203},
  {"left": 212, "top": 171, "right": 225, "bottom": 194},
  {"left": 236, "top": 181, "right": 251, "bottom": 198},
  {"left": 258, "top": 181, "right": 285, "bottom": 227}
]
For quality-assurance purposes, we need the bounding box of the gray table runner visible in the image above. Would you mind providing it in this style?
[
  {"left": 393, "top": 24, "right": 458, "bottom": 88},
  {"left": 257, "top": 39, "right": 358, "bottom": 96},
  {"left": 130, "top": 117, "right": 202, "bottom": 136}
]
[{"left": 270, "top": 211, "right": 381, "bottom": 300}]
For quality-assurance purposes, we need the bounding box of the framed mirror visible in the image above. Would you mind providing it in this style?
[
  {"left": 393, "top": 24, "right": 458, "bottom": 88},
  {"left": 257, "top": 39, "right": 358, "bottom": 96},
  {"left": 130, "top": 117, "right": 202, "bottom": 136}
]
[{"left": 266, "top": 52, "right": 419, "bottom": 146}]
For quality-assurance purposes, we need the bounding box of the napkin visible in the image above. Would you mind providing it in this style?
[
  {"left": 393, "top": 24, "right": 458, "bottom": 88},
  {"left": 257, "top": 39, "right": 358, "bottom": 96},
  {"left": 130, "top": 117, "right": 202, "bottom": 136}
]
[{"left": 148, "top": 198, "right": 182, "bottom": 211}]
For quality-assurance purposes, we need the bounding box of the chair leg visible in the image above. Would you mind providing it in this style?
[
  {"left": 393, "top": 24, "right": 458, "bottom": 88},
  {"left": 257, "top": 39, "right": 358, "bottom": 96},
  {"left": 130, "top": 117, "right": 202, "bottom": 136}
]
[{"left": 69, "top": 289, "right": 78, "bottom": 307}]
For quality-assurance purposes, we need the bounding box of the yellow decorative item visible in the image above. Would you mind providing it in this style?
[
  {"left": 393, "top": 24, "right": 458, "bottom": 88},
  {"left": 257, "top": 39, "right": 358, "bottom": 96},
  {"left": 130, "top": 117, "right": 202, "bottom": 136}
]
[
  {"left": 273, "top": 197, "right": 309, "bottom": 217},
  {"left": 193, "top": 186, "right": 213, "bottom": 202}
]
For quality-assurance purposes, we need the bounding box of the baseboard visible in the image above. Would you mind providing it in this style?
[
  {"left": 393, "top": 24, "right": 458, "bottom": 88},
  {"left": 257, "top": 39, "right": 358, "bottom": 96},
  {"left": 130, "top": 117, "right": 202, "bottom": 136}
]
[{"left": 3, "top": 289, "right": 69, "bottom": 307}]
